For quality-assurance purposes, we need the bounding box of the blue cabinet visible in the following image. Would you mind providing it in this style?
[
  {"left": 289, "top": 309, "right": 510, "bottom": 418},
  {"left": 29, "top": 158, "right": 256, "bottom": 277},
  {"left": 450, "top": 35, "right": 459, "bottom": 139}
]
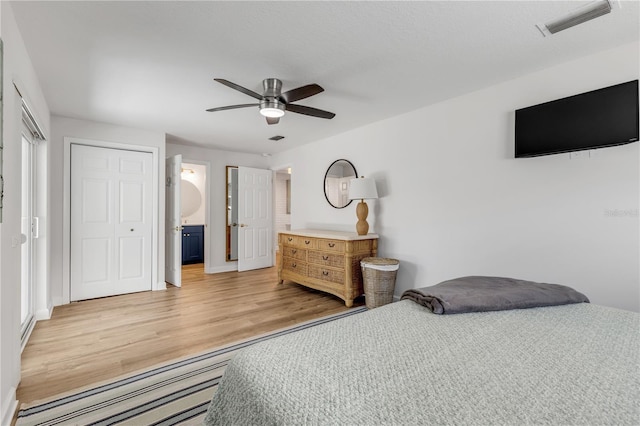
[{"left": 182, "top": 225, "right": 204, "bottom": 264}]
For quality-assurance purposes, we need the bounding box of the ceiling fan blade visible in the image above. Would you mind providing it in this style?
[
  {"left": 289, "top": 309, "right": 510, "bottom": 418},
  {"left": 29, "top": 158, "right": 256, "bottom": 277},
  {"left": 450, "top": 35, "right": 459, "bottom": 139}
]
[
  {"left": 214, "top": 79, "right": 263, "bottom": 100},
  {"left": 206, "top": 103, "right": 258, "bottom": 112},
  {"left": 286, "top": 103, "right": 335, "bottom": 119},
  {"left": 266, "top": 117, "right": 280, "bottom": 125},
  {"left": 281, "top": 84, "right": 324, "bottom": 103}
]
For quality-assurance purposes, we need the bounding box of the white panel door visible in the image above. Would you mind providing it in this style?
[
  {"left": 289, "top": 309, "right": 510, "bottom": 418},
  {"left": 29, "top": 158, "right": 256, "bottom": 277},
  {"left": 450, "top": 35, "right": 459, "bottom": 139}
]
[
  {"left": 165, "top": 154, "right": 182, "bottom": 287},
  {"left": 238, "top": 166, "right": 273, "bottom": 272},
  {"left": 70, "top": 144, "right": 153, "bottom": 301}
]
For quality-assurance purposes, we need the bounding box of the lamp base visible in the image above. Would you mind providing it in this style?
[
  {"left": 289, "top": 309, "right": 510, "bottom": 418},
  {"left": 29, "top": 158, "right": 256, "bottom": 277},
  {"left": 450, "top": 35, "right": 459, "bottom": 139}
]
[{"left": 355, "top": 200, "right": 369, "bottom": 235}]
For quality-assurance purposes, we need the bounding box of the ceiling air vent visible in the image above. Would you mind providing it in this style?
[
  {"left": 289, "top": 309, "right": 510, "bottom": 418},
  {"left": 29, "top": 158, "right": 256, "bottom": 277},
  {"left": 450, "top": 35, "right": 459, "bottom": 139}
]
[
  {"left": 269, "top": 135, "right": 285, "bottom": 141},
  {"left": 536, "top": 0, "right": 612, "bottom": 37}
]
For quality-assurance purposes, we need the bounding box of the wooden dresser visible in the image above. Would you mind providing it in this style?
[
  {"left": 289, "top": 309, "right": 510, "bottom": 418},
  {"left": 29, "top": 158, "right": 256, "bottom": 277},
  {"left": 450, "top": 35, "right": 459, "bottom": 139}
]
[{"left": 278, "top": 229, "right": 378, "bottom": 307}]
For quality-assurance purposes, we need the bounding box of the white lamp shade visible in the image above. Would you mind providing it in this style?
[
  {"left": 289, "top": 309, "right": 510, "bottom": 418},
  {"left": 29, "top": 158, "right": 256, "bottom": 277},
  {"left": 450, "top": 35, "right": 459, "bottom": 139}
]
[{"left": 348, "top": 177, "right": 378, "bottom": 200}]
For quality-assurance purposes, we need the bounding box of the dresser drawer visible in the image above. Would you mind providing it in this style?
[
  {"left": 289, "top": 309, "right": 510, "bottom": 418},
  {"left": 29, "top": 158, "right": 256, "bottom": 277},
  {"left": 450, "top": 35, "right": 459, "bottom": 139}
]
[
  {"left": 281, "top": 234, "right": 317, "bottom": 249},
  {"left": 316, "top": 239, "right": 345, "bottom": 253},
  {"left": 283, "top": 246, "right": 307, "bottom": 261},
  {"left": 309, "top": 265, "right": 345, "bottom": 285},
  {"left": 308, "top": 251, "right": 344, "bottom": 269},
  {"left": 282, "top": 258, "right": 308, "bottom": 276}
]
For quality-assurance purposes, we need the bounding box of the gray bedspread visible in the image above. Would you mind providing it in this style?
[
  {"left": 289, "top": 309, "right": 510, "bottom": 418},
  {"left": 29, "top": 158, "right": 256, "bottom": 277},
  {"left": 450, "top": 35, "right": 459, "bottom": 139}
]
[
  {"left": 400, "top": 276, "right": 589, "bottom": 314},
  {"left": 204, "top": 301, "right": 639, "bottom": 425}
]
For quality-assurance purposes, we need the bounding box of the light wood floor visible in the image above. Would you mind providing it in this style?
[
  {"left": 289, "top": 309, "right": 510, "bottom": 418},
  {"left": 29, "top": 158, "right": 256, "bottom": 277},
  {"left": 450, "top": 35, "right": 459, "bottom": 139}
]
[{"left": 17, "top": 262, "right": 362, "bottom": 405}]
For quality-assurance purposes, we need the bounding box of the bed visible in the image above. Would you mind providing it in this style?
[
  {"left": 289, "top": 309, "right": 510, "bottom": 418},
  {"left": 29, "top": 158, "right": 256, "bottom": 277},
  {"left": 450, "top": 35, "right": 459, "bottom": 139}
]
[{"left": 204, "top": 278, "right": 639, "bottom": 425}]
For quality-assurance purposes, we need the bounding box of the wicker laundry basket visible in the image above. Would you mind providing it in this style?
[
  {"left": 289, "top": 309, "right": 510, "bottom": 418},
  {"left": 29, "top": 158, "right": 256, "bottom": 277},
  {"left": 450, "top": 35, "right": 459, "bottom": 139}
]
[{"left": 360, "top": 257, "right": 400, "bottom": 309}]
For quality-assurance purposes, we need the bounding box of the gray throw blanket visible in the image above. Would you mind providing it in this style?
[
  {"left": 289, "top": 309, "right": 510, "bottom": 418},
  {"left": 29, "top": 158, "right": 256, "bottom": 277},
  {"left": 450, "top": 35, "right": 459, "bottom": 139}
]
[{"left": 401, "top": 276, "right": 589, "bottom": 314}]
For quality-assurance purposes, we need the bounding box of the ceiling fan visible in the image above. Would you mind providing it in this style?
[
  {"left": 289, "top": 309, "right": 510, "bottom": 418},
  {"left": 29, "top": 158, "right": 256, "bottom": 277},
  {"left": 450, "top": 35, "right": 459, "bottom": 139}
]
[{"left": 206, "top": 78, "right": 336, "bottom": 125}]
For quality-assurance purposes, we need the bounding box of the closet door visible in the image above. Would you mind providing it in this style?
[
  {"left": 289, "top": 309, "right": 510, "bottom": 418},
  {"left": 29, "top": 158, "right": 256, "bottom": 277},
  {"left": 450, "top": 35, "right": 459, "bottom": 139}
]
[{"left": 70, "top": 144, "right": 153, "bottom": 301}]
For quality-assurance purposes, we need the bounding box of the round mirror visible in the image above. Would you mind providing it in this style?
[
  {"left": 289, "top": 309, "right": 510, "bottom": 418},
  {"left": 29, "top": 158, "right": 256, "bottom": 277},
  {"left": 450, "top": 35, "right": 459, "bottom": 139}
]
[
  {"left": 181, "top": 179, "right": 202, "bottom": 217},
  {"left": 324, "top": 159, "right": 357, "bottom": 209}
]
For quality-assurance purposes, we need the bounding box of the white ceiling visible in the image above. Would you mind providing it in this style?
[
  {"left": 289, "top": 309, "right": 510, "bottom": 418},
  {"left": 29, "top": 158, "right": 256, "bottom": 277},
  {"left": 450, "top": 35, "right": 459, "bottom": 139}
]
[{"left": 10, "top": 1, "right": 639, "bottom": 154}]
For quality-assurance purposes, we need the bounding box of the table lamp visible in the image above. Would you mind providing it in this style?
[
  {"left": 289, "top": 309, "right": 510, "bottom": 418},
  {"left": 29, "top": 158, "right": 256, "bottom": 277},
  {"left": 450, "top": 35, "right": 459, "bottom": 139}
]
[{"left": 348, "top": 176, "right": 378, "bottom": 235}]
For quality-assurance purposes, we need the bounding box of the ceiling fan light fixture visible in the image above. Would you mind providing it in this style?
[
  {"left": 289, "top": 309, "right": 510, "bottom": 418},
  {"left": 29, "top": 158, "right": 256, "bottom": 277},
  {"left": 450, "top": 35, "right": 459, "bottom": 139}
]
[
  {"left": 259, "top": 99, "right": 286, "bottom": 118},
  {"left": 260, "top": 107, "right": 285, "bottom": 118},
  {"left": 208, "top": 78, "right": 335, "bottom": 123}
]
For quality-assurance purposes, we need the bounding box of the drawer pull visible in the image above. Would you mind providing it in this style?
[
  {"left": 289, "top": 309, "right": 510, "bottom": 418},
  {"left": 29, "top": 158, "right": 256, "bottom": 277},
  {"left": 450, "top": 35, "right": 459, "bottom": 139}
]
[
  {"left": 322, "top": 255, "right": 329, "bottom": 261},
  {"left": 288, "top": 237, "right": 293, "bottom": 242},
  {"left": 322, "top": 271, "right": 329, "bottom": 276},
  {"left": 305, "top": 240, "right": 311, "bottom": 245},
  {"left": 292, "top": 249, "right": 297, "bottom": 254},
  {"left": 292, "top": 263, "right": 297, "bottom": 268},
  {"left": 328, "top": 243, "right": 335, "bottom": 248}
]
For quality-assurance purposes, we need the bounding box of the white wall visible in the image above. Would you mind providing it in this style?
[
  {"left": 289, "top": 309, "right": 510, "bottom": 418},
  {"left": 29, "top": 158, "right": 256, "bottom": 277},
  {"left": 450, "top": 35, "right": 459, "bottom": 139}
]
[
  {"left": 271, "top": 42, "right": 640, "bottom": 312},
  {"left": 0, "top": 3, "right": 51, "bottom": 423},
  {"left": 49, "top": 116, "right": 166, "bottom": 305},
  {"left": 166, "top": 143, "right": 269, "bottom": 272}
]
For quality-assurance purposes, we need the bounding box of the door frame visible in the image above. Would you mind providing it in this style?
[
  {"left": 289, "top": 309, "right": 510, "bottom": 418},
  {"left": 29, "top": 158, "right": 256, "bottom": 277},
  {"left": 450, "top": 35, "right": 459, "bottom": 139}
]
[
  {"left": 20, "top": 127, "right": 37, "bottom": 347},
  {"left": 62, "top": 137, "right": 160, "bottom": 305}
]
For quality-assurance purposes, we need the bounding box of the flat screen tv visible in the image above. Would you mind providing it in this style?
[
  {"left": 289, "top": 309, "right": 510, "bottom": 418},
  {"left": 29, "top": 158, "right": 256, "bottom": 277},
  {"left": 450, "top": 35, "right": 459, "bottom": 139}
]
[{"left": 515, "top": 80, "right": 638, "bottom": 158}]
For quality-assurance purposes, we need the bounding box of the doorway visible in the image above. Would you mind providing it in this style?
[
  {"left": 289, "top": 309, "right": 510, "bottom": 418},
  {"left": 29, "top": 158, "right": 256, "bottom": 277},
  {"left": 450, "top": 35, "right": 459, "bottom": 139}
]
[
  {"left": 225, "top": 166, "right": 274, "bottom": 271},
  {"left": 20, "top": 129, "right": 36, "bottom": 343},
  {"left": 180, "top": 162, "right": 207, "bottom": 269},
  {"left": 165, "top": 156, "right": 210, "bottom": 288},
  {"left": 20, "top": 98, "right": 47, "bottom": 347}
]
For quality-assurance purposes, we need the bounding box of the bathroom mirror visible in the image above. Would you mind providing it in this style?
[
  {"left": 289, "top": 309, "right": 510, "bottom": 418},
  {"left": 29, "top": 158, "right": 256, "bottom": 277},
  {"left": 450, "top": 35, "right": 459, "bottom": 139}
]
[
  {"left": 324, "top": 159, "right": 357, "bottom": 209},
  {"left": 181, "top": 179, "right": 201, "bottom": 217},
  {"left": 226, "top": 166, "right": 239, "bottom": 261}
]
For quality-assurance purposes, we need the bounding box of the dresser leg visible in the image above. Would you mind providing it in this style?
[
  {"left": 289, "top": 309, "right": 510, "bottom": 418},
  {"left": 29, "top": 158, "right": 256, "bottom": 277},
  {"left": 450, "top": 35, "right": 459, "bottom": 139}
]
[
  {"left": 345, "top": 299, "right": 353, "bottom": 308},
  {"left": 278, "top": 279, "right": 284, "bottom": 285}
]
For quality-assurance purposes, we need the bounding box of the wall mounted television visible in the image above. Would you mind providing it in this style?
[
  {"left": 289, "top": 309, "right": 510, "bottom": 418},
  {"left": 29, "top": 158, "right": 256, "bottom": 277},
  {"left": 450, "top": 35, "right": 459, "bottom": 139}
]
[{"left": 515, "top": 80, "right": 639, "bottom": 158}]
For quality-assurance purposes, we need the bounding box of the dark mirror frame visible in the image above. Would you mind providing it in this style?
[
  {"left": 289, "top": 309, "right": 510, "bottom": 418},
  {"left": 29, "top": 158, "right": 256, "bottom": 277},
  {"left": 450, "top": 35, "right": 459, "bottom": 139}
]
[{"left": 324, "top": 159, "right": 357, "bottom": 209}]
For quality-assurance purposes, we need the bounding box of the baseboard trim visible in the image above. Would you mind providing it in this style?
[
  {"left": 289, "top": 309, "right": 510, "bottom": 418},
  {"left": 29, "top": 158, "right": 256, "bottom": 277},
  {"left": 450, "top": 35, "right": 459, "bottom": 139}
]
[
  {"left": 1, "top": 387, "right": 18, "bottom": 426},
  {"left": 154, "top": 281, "right": 167, "bottom": 291},
  {"left": 21, "top": 317, "right": 37, "bottom": 353},
  {"left": 35, "top": 305, "right": 53, "bottom": 321}
]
